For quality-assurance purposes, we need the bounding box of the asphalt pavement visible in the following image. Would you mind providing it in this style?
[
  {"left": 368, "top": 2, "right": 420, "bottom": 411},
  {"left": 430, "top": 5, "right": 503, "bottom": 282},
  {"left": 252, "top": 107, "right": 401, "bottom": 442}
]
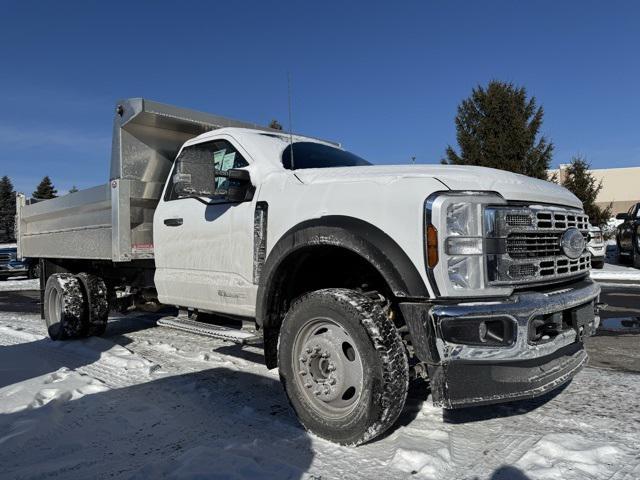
[{"left": 586, "top": 284, "right": 640, "bottom": 373}]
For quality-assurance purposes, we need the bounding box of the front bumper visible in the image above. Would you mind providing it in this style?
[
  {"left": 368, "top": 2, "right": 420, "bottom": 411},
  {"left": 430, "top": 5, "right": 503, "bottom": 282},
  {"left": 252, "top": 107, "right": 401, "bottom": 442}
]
[
  {"left": 399, "top": 278, "right": 600, "bottom": 408},
  {"left": 588, "top": 244, "right": 605, "bottom": 261},
  {"left": 0, "top": 265, "right": 28, "bottom": 277}
]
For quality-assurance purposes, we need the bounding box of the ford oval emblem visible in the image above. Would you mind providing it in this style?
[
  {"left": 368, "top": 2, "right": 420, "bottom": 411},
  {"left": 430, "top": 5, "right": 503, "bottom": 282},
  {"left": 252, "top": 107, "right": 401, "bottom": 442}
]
[{"left": 560, "top": 227, "right": 585, "bottom": 259}]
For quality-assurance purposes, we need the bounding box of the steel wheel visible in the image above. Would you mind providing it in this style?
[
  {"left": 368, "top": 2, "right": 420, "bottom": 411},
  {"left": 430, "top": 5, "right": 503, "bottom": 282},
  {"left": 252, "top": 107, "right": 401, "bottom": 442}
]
[
  {"left": 47, "top": 287, "right": 62, "bottom": 328},
  {"left": 278, "top": 288, "right": 409, "bottom": 445},
  {"left": 292, "top": 317, "right": 364, "bottom": 418}
]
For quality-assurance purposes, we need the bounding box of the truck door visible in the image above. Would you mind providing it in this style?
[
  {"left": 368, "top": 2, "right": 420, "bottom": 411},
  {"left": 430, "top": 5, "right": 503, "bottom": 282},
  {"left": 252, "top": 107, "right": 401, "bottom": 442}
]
[
  {"left": 153, "top": 137, "right": 257, "bottom": 317},
  {"left": 621, "top": 205, "right": 636, "bottom": 251},
  {"left": 631, "top": 205, "right": 640, "bottom": 252}
]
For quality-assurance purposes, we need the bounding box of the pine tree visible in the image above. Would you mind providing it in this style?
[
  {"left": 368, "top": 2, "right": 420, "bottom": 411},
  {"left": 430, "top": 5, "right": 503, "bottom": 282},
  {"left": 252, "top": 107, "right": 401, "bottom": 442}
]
[
  {"left": 560, "top": 156, "right": 611, "bottom": 227},
  {"left": 0, "top": 176, "right": 16, "bottom": 242},
  {"left": 69, "top": 185, "right": 79, "bottom": 194},
  {"left": 32, "top": 176, "right": 57, "bottom": 200},
  {"left": 443, "top": 80, "right": 554, "bottom": 180}
]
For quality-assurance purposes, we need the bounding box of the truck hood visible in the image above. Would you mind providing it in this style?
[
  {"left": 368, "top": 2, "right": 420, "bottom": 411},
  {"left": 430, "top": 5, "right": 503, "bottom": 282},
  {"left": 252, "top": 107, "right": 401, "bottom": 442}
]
[{"left": 294, "top": 164, "right": 582, "bottom": 209}]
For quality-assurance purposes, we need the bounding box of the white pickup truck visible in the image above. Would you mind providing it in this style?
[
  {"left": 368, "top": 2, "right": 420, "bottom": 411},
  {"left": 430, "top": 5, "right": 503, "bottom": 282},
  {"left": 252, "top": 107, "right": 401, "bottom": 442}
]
[{"left": 17, "top": 99, "right": 601, "bottom": 445}]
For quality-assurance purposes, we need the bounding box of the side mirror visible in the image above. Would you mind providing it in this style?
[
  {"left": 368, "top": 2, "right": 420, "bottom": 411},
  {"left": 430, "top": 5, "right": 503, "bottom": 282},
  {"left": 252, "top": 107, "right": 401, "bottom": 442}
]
[
  {"left": 215, "top": 168, "right": 253, "bottom": 202},
  {"left": 616, "top": 213, "right": 629, "bottom": 220}
]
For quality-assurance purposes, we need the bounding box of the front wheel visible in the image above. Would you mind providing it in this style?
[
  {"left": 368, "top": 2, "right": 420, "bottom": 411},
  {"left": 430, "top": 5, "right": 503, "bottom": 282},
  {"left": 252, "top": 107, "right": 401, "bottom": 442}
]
[{"left": 278, "top": 288, "right": 409, "bottom": 445}]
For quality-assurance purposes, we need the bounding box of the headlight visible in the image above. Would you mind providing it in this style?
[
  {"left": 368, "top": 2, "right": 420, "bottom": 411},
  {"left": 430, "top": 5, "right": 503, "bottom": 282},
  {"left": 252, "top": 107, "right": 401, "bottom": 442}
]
[
  {"left": 588, "top": 231, "right": 603, "bottom": 244},
  {"left": 425, "top": 192, "right": 512, "bottom": 298}
]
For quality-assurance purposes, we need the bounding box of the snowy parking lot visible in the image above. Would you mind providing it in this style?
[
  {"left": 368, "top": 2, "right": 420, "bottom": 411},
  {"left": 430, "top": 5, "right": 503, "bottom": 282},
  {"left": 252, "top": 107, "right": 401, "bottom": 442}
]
[{"left": 0, "top": 277, "right": 639, "bottom": 479}]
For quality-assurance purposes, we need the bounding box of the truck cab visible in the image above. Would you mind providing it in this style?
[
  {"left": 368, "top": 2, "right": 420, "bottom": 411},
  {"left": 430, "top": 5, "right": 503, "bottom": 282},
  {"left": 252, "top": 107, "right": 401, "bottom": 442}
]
[
  {"left": 16, "top": 99, "right": 601, "bottom": 445},
  {"left": 616, "top": 202, "right": 640, "bottom": 267}
]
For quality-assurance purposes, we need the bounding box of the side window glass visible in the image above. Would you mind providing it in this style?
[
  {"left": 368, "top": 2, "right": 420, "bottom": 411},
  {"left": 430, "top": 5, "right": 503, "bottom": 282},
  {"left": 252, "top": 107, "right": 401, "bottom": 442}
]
[
  {"left": 165, "top": 140, "right": 248, "bottom": 201},
  {"left": 212, "top": 144, "right": 249, "bottom": 196}
]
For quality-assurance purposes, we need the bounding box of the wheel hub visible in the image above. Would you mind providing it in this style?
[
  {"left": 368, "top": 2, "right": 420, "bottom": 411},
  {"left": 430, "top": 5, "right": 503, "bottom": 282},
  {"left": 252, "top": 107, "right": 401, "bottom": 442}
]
[
  {"left": 293, "top": 317, "right": 364, "bottom": 416},
  {"left": 298, "top": 336, "right": 344, "bottom": 402}
]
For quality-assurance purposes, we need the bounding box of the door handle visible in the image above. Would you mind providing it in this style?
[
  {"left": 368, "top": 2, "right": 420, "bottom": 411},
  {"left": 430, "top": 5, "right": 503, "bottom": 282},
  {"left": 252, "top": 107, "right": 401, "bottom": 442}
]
[{"left": 163, "top": 218, "right": 183, "bottom": 227}]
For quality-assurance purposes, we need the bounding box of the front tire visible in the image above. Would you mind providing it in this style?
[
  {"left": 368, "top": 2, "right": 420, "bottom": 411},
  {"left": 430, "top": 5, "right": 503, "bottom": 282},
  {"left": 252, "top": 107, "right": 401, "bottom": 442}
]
[
  {"left": 591, "top": 259, "right": 604, "bottom": 269},
  {"left": 44, "top": 274, "right": 86, "bottom": 340},
  {"left": 278, "top": 288, "right": 409, "bottom": 445}
]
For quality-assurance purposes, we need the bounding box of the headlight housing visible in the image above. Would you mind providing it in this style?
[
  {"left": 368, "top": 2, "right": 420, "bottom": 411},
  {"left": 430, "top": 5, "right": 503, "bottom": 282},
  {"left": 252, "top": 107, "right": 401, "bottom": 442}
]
[
  {"left": 425, "top": 191, "right": 512, "bottom": 298},
  {"left": 589, "top": 231, "right": 603, "bottom": 244}
]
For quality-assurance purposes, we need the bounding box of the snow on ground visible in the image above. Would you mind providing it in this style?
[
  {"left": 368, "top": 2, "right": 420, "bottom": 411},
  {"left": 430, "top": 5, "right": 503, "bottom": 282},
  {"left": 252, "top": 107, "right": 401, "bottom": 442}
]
[
  {"left": 1, "top": 283, "right": 639, "bottom": 479},
  {"left": 589, "top": 243, "right": 640, "bottom": 282},
  {"left": 590, "top": 264, "right": 640, "bottom": 282},
  {"left": 0, "top": 278, "right": 39, "bottom": 291}
]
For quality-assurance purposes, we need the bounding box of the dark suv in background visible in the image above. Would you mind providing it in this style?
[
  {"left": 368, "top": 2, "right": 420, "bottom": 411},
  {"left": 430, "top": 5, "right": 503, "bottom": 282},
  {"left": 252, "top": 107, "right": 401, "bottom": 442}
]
[
  {"left": 0, "top": 247, "right": 39, "bottom": 280},
  {"left": 616, "top": 202, "right": 640, "bottom": 267}
]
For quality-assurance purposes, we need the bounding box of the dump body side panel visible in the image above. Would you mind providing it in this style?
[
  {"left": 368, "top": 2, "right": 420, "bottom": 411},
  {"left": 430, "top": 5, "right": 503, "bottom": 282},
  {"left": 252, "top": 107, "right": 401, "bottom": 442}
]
[
  {"left": 17, "top": 98, "right": 267, "bottom": 262},
  {"left": 17, "top": 185, "right": 112, "bottom": 260}
]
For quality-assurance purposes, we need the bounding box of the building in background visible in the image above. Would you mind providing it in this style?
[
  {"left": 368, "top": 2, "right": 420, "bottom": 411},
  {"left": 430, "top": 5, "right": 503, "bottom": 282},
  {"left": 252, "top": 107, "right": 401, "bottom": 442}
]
[{"left": 554, "top": 165, "right": 640, "bottom": 215}]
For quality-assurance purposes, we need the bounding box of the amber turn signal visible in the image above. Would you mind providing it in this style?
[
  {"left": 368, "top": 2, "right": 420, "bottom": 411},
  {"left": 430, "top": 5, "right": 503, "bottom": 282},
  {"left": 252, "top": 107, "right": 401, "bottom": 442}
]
[{"left": 426, "top": 224, "right": 438, "bottom": 268}]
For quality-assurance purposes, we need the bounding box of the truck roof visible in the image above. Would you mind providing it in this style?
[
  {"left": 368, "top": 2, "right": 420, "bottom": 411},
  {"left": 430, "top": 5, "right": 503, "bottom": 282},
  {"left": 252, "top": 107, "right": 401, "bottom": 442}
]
[
  {"left": 185, "top": 126, "right": 339, "bottom": 148},
  {"left": 183, "top": 127, "right": 343, "bottom": 171}
]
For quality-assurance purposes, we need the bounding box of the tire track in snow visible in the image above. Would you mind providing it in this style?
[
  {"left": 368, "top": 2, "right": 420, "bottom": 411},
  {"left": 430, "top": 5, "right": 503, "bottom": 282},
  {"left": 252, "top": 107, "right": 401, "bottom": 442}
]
[{"left": 0, "top": 325, "right": 155, "bottom": 389}]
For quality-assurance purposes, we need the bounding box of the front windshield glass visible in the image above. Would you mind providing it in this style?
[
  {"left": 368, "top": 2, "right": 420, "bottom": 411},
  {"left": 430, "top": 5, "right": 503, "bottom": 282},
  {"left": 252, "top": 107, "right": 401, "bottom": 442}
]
[{"left": 282, "top": 142, "right": 371, "bottom": 170}]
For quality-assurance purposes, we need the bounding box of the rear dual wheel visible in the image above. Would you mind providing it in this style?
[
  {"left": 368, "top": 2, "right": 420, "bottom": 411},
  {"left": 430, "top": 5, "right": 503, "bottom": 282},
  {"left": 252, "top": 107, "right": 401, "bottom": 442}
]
[
  {"left": 278, "top": 288, "right": 409, "bottom": 445},
  {"left": 44, "top": 273, "right": 109, "bottom": 340}
]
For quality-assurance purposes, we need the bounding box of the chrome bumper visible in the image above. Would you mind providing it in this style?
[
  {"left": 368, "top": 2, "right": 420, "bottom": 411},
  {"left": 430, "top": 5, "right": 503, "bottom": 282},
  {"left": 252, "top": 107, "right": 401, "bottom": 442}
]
[
  {"left": 399, "top": 278, "right": 601, "bottom": 408},
  {"left": 0, "top": 266, "right": 28, "bottom": 276}
]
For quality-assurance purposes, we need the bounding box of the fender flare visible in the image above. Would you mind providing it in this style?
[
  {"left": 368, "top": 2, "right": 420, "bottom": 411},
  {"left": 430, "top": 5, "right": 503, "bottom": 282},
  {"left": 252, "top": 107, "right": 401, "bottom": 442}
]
[{"left": 256, "top": 215, "right": 429, "bottom": 329}]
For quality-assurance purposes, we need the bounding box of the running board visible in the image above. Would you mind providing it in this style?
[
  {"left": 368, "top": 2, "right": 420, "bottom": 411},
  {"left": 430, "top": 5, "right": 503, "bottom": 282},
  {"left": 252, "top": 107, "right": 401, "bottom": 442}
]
[{"left": 157, "top": 316, "right": 262, "bottom": 345}]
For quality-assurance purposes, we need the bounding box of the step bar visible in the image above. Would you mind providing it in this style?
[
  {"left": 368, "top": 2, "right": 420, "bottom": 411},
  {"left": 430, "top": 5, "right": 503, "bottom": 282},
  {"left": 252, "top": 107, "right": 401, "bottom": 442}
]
[{"left": 157, "top": 316, "right": 262, "bottom": 345}]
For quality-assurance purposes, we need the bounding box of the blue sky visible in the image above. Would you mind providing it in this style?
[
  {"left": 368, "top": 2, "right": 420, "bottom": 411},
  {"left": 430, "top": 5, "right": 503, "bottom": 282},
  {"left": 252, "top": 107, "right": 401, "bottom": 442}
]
[{"left": 1, "top": 0, "right": 638, "bottom": 194}]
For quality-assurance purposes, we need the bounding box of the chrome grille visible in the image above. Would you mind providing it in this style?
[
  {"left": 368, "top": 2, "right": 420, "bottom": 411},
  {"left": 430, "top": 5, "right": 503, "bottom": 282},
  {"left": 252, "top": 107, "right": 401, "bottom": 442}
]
[
  {"left": 505, "top": 214, "right": 533, "bottom": 227},
  {"left": 536, "top": 211, "right": 589, "bottom": 230},
  {"left": 486, "top": 205, "right": 590, "bottom": 286},
  {"left": 506, "top": 231, "right": 589, "bottom": 259},
  {"left": 507, "top": 233, "right": 561, "bottom": 258},
  {"left": 0, "top": 253, "right": 10, "bottom": 266}
]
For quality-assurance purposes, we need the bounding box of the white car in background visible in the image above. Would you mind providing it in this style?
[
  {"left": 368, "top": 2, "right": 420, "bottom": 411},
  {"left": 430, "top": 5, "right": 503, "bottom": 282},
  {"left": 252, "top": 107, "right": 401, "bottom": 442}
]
[{"left": 587, "top": 226, "right": 605, "bottom": 269}]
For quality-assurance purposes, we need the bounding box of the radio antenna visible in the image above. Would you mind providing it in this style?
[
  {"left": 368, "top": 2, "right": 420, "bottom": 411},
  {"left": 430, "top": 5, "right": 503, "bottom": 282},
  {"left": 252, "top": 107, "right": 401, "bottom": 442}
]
[{"left": 287, "top": 71, "right": 295, "bottom": 170}]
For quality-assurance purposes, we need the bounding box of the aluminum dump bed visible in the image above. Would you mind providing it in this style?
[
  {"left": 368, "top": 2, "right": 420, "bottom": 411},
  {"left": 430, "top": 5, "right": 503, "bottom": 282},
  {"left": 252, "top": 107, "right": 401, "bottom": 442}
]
[{"left": 16, "top": 98, "right": 265, "bottom": 262}]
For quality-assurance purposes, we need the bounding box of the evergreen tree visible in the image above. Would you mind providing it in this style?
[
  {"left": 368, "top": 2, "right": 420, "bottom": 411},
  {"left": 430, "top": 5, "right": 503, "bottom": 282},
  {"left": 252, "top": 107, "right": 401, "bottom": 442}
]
[
  {"left": 0, "top": 176, "right": 16, "bottom": 242},
  {"left": 560, "top": 156, "right": 611, "bottom": 227},
  {"left": 32, "top": 176, "right": 57, "bottom": 200},
  {"left": 69, "top": 185, "right": 79, "bottom": 194},
  {"left": 443, "top": 80, "right": 553, "bottom": 180},
  {"left": 268, "top": 119, "right": 283, "bottom": 131}
]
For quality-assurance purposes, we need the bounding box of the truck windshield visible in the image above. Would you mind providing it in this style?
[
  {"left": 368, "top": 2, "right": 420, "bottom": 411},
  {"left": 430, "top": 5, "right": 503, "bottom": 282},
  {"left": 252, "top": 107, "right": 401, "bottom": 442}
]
[{"left": 282, "top": 142, "right": 371, "bottom": 170}]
